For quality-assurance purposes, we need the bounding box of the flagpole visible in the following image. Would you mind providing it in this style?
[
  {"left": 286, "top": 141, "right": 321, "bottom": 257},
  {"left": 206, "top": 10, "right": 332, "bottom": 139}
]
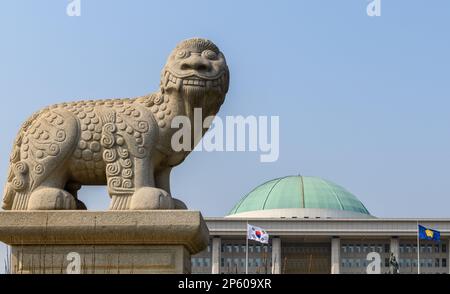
[
  {"left": 245, "top": 221, "right": 249, "bottom": 274},
  {"left": 417, "top": 220, "right": 420, "bottom": 274}
]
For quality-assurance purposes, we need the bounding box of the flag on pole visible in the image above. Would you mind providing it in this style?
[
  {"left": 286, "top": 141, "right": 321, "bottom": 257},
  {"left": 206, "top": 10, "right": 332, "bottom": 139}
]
[
  {"left": 247, "top": 224, "right": 269, "bottom": 244},
  {"left": 418, "top": 225, "right": 440, "bottom": 241}
]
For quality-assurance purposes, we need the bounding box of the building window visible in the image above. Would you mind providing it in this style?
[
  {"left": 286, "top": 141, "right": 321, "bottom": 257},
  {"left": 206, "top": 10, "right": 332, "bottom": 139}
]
[
  {"left": 234, "top": 245, "right": 239, "bottom": 253},
  {"left": 221, "top": 258, "right": 225, "bottom": 267},
  {"left": 384, "top": 244, "right": 390, "bottom": 253},
  {"left": 406, "top": 245, "right": 411, "bottom": 253},
  {"left": 427, "top": 245, "right": 432, "bottom": 253},
  {"left": 420, "top": 245, "right": 425, "bottom": 253},
  {"left": 227, "top": 245, "right": 232, "bottom": 253},
  {"left": 207, "top": 245, "right": 211, "bottom": 252},
  {"left": 442, "top": 244, "right": 447, "bottom": 253},
  {"left": 349, "top": 244, "right": 354, "bottom": 253},
  {"left": 435, "top": 258, "right": 440, "bottom": 268},
  {"left": 241, "top": 245, "right": 246, "bottom": 253},
  {"left": 362, "top": 259, "right": 368, "bottom": 267},
  {"left": 405, "top": 259, "right": 411, "bottom": 268},
  {"left": 256, "top": 245, "right": 261, "bottom": 253},
  {"left": 342, "top": 245, "right": 347, "bottom": 253},
  {"left": 363, "top": 244, "right": 368, "bottom": 253},
  {"left": 399, "top": 245, "right": 404, "bottom": 253},
  {"left": 249, "top": 245, "right": 254, "bottom": 253},
  {"left": 255, "top": 258, "right": 261, "bottom": 267},
  {"left": 240, "top": 258, "right": 245, "bottom": 268},
  {"left": 234, "top": 258, "right": 239, "bottom": 267},
  {"left": 434, "top": 244, "right": 440, "bottom": 253},
  {"left": 442, "top": 258, "right": 447, "bottom": 267}
]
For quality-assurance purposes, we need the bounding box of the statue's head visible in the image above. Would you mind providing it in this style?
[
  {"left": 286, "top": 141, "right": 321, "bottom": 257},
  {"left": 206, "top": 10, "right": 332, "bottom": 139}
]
[{"left": 161, "top": 38, "right": 229, "bottom": 113}]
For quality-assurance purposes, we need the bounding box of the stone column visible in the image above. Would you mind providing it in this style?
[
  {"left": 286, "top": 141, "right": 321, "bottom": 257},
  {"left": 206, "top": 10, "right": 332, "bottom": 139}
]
[
  {"left": 331, "top": 237, "right": 340, "bottom": 274},
  {"left": 211, "top": 237, "right": 221, "bottom": 274},
  {"left": 390, "top": 237, "right": 399, "bottom": 259},
  {"left": 448, "top": 239, "right": 450, "bottom": 274},
  {"left": 271, "top": 237, "right": 281, "bottom": 274}
]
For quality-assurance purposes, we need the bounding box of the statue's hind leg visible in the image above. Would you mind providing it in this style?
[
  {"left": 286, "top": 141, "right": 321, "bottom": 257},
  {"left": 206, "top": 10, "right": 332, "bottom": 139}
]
[{"left": 27, "top": 172, "right": 77, "bottom": 210}]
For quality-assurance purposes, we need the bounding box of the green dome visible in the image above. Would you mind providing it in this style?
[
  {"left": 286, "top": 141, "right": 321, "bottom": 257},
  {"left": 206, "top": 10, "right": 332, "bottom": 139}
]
[{"left": 228, "top": 176, "right": 371, "bottom": 218}]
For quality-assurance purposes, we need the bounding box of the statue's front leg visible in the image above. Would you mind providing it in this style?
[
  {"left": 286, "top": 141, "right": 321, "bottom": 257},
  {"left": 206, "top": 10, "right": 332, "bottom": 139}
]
[
  {"left": 155, "top": 167, "right": 187, "bottom": 210},
  {"left": 128, "top": 157, "right": 175, "bottom": 210}
]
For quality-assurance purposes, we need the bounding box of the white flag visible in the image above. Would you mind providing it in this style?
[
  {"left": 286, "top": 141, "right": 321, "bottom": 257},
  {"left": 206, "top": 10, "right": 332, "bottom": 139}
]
[{"left": 247, "top": 224, "right": 269, "bottom": 244}]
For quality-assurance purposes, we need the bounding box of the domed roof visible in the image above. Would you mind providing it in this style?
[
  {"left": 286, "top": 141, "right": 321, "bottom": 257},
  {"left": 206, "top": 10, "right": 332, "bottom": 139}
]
[{"left": 227, "top": 176, "right": 373, "bottom": 219}]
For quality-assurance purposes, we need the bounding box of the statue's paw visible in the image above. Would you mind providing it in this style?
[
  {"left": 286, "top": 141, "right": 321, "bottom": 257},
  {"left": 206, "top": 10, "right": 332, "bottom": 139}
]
[
  {"left": 172, "top": 198, "right": 188, "bottom": 210},
  {"left": 129, "top": 187, "right": 175, "bottom": 210},
  {"left": 28, "top": 188, "right": 77, "bottom": 210}
]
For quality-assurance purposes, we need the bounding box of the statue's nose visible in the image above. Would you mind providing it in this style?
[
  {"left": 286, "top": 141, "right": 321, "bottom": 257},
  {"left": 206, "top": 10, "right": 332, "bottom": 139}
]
[{"left": 180, "top": 55, "right": 211, "bottom": 72}]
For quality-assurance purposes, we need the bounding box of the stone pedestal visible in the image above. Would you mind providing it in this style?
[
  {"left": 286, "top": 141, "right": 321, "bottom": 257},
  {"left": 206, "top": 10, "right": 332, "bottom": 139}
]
[{"left": 0, "top": 210, "right": 209, "bottom": 274}]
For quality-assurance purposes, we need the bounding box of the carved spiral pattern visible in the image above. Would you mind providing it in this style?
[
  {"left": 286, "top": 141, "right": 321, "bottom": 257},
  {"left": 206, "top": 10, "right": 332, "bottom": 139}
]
[
  {"left": 33, "top": 163, "right": 44, "bottom": 175},
  {"left": 120, "top": 158, "right": 132, "bottom": 169},
  {"left": 137, "top": 121, "right": 149, "bottom": 133},
  {"left": 12, "top": 178, "right": 25, "bottom": 190},
  {"left": 106, "top": 162, "right": 121, "bottom": 176},
  {"left": 122, "top": 179, "right": 133, "bottom": 189},
  {"left": 55, "top": 130, "right": 66, "bottom": 142},
  {"left": 121, "top": 168, "right": 132, "bottom": 179},
  {"left": 109, "top": 177, "right": 122, "bottom": 188},
  {"left": 101, "top": 123, "right": 116, "bottom": 148},
  {"left": 47, "top": 143, "right": 60, "bottom": 156},
  {"left": 137, "top": 147, "right": 146, "bottom": 155},
  {"left": 14, "top": 162, "right": 28, "bottom": 174},
  {"left": 103, "top": 149, "right": 117, "bottom": 163},
  {"left": 117, "top": 147, "right": 129, "bottom": 159}
]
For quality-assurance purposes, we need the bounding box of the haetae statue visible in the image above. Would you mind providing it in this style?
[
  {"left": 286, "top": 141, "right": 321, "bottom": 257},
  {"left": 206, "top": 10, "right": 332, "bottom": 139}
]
[{"left": 2, "top": 38, "right": 229, "bottom": 211}]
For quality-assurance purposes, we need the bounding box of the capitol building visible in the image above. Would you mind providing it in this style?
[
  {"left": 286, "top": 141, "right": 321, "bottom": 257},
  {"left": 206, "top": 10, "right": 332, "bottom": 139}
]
[{"left": 192, "top": 176, "right": 450, "bottom": 274}]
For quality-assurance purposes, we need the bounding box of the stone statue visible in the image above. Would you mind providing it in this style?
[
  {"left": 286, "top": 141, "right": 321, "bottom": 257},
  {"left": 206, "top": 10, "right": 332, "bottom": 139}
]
[
  {"left": 388, "top": 252, "right": 399, "bottom": 274},
  {"left": 2, "top": 38, "right": 229, "bottom": 211}
]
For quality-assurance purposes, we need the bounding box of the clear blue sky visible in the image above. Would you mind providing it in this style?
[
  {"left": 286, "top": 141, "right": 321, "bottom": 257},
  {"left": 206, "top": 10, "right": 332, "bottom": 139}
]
[{"left": 0, "top": 0, "right": 449, "bottom": 269}]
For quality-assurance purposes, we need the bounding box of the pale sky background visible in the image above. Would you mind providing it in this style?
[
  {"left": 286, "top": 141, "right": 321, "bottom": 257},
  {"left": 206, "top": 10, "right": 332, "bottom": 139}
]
[{"left": 0, "top": 1, "right": 449, "bottom": 272}]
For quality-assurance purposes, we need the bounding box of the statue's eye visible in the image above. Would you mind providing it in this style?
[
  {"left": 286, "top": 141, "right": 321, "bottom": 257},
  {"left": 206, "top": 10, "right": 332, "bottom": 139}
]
[
  {"left": 177, "top": 50, "right": 190, "bottom": 59},
  {"left": 202, "top": 50, "right": 217, "bottom": 60}
]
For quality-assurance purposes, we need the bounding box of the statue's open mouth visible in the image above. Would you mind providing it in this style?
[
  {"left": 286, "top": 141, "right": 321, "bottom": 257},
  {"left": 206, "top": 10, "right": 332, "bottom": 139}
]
[{"left": 165, "top": 71, "right": 226, "bottom": 90}]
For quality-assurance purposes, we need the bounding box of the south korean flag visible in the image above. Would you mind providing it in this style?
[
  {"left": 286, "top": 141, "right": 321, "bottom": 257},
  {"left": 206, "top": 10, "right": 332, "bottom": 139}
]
[{"left": 247, "top": 224, "right": 269, "bottom": 244}]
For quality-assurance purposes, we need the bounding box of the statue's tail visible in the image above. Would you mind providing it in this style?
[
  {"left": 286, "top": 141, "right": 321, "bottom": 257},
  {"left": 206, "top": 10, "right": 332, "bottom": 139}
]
[
  {"left": 2, "top": 112, "right": 42, "bottom": 210},
  {"left": 2, "top": 147, "right": 31, "bottom": 210}
]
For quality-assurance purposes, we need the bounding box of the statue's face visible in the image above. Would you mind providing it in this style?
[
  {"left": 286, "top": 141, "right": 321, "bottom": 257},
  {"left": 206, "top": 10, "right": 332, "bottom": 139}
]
[{"left": 161, "top": 38, "right": 229, "bottom": 101}]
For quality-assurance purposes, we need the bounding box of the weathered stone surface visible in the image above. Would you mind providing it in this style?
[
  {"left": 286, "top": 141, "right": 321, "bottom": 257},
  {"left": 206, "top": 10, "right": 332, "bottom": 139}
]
[
  {"left": 0, "top": 210, "right": 209, "bottom": 274},
  {"left": 11, "top": 245, "right": 191, "bottom": 274},
  {"left": 2, "top": 38, "right": 229, "bottom": 211}
]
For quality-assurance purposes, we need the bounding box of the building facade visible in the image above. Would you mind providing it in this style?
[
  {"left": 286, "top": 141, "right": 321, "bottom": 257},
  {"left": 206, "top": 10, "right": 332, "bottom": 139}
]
[{"left": 191, "top": 176, "right": 450, "bottom": 274}]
